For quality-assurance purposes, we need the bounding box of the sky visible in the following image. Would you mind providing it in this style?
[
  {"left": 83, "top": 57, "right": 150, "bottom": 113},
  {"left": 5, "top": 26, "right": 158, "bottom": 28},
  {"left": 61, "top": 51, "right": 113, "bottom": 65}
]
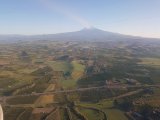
[{"left": 0, "top": 0, "right": 160, "bottom": 38}]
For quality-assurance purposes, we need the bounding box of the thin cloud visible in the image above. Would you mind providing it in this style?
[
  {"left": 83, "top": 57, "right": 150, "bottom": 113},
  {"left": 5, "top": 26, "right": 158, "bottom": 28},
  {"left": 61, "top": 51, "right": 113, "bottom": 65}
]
[{"left": 40, "top": 0, "right": 92, "bottom": 28}]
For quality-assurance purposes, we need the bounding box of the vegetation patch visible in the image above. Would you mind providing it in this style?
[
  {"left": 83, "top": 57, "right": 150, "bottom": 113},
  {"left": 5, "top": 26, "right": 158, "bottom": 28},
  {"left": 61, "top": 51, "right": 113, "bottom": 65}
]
[
  {"left": 77, "top": 100, "right": 128, "bottom": 120},
  {"left": 6, "top": 96, "right": 38, "bottom": 105},
  {"left": 71, "top": 60, "right": 85, "bottom": 80},
  {"left": 78, "top": 107, "right": 105, "bottom": 120},
  {"left": 47, "top": 61, "right": 72, "bottom": 74},
  {"left": 4, "top": 107, "right": 25, "bottom": 120},
  {"left": 139, "top": 58, "right": 160, "bottom": 68}
]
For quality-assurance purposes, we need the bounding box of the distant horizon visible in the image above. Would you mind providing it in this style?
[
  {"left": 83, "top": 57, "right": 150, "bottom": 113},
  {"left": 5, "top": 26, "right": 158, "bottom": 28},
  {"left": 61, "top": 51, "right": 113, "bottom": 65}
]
[
  {"left": 0, "top": 0, "right": 160, "bottom": 38},
  {"left": 0, "top": 27, "right": 160, "bottom": 39}
]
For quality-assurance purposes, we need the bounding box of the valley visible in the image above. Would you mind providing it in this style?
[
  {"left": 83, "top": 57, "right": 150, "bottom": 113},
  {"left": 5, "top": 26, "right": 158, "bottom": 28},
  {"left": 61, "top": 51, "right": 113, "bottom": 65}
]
[{"left": 0, "top": 29, "right": 160, "bottom": 120}]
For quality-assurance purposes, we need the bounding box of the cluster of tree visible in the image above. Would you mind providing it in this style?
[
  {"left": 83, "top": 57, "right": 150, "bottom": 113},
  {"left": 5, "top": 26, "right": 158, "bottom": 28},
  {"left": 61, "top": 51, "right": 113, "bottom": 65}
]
[
  {"left": 19, "top": 51, "right": 31, "bottom": 62},
  {"left": 77, "top": 73, "right": 112, "bottom": 87},
  {"left": 113, "top": 98, "right": 133, "bottom": 111},
  {"left": 79, "top": 89, "right": 113, "bottom": 102}
]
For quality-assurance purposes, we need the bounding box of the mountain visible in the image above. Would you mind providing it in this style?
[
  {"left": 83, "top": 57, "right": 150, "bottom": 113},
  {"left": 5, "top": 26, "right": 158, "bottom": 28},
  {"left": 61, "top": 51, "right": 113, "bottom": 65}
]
[{"left": 0, "top": 28, "right": 159, "bottom": 42}]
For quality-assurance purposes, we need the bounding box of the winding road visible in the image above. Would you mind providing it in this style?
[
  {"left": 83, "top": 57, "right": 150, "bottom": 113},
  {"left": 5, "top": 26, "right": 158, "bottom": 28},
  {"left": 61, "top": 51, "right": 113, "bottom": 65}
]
[{"left": 0, "top": 84, "right": 160, "bottom": 105}]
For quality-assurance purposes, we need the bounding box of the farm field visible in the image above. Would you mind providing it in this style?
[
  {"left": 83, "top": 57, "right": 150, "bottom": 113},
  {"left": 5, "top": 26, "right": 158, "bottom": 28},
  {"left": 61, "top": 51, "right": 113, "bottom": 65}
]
[
  {"left": 0, "top": 39, "right": 160, "bottom": 120},
  {"left": 77, "top": 100, "right": 128, "bottom": 120},
  {"left": 139, "top": 57, "right": 160, "bottom": 68}
]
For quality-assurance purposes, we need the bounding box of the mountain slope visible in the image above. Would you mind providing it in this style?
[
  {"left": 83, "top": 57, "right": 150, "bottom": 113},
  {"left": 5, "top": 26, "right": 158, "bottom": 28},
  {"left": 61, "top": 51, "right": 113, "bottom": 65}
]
[{"left": 0, "top": 28, "right": 159, "bottom": 42}]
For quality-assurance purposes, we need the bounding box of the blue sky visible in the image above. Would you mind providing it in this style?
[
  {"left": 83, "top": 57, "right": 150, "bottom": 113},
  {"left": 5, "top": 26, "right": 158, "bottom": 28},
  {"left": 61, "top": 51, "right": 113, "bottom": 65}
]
[{"left": 0, "top": 0, "right": 160, "bottom": 38}]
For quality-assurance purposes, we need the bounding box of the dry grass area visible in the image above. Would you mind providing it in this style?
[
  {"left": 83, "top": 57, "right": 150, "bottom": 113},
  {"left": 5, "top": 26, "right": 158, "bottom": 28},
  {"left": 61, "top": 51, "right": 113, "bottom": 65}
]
[
  {"left": 34, "top": 83, "right": 56, "bottom": 106},
  {"left": 72, "top": 72, "right": 84, "bottom": 80},
  {"left": 0, "top": 62, "right": 10, "bottom": 66},
  {"left": 34, "top": 95, "right": 54, "bottom": 106},
  {"left": 45, "top": 84, "right": 56, "bottom": 92},
  {"left": 134, "top": 97, "right": 160, "bottom": 107},
  {"left": 135, "top": 88, "right": 160, "bottom": 107},
  {"left": 146, "top": 98, "right": 160, "bottom": 107},
  {"left": 45, "top": 108, "right": 61, "bottom": 120},
  {"left": 139, "top": 58, "right": 160, "bottom": 68}
]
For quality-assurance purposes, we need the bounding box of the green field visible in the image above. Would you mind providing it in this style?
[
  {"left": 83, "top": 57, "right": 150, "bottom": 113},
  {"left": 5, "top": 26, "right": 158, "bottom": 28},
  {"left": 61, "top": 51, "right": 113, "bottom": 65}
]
[
  {"left": 71, "top": 60, "right": 85, "bottom": 80},
  {"left": 60, "top": 79, "right": 77, "bottom": 89},
  {"left": 77, "top": 100, "right": 128, "bottom": 120},
  {"left": 78, "top": 107, "right": 104, "bottom": 120},
  {"left": 56, "top": 60, "right": 85, "bottom": 89},
  {"left": 46, "top": 61, "right": 72, "bottom": 73}
]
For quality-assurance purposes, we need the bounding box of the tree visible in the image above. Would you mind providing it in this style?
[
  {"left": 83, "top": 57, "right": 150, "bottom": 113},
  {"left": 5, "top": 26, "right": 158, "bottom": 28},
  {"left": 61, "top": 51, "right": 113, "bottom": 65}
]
[
  {"left": 139, "top": 104, "right": 153, "bottom": 119},
  {"left": 118, "top": 98, "right": 133, "bottom": 111}
]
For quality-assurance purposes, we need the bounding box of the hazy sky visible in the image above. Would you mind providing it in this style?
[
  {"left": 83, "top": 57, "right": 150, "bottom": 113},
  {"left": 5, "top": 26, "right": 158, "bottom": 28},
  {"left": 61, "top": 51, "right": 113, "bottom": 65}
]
[{"left": 0, "top": 0, "right": 160, "bottom": 38}]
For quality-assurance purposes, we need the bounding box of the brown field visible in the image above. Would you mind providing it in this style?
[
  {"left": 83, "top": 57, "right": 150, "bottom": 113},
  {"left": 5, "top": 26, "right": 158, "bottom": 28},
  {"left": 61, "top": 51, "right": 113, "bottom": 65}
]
[
  {"left": 34, "top": 95, "right": 54, "bottom": 107},
  {"left": 0, "top": 60, "right": 10, "bottom": 65},
  {"left": 45, "top": 84, "right": 56, "bottom": 92},
  {"left": 34, "top": 83, "right": 56, "bottom": 106}
]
